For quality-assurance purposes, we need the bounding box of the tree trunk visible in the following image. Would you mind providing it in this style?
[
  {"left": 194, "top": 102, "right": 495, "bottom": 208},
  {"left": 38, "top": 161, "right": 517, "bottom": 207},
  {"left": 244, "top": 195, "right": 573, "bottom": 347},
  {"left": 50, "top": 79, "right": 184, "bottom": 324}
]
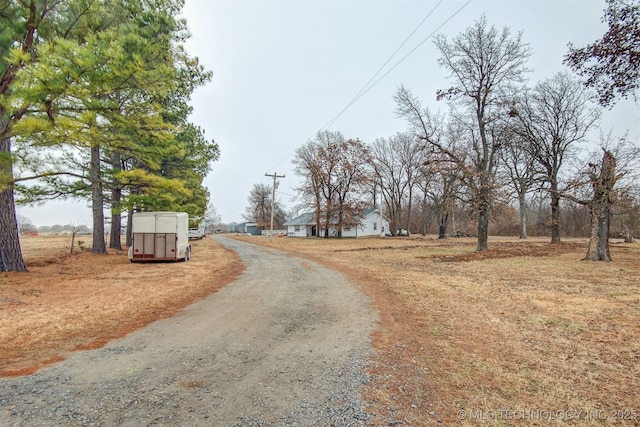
[
  {"left": 126, "top": 206, "right": 134, "bottom": 247},
  {"left": 0, "top": 136, "right": 27, "bottom": 272},
  {"left": 598, "top": 206, "right": 611, "bottom": 260},
  {"left": 406, "top": 187, "right": 412, "bottom": 236},
  {"left": 389, "top": 217, "right": 398, "bottom": 237},
  {"left": 387, "top": 201, "right": 398, "bottom": 237},
  {"left": 393, "top": 200, "right": 403, "bottom": 236},
  {"left": 109, "top": 152, "right": 122, "bottom": 250},
  {"left": 477, "top": 208, "right": 489, "bottom": 251},
  {"left": 518, "top": 190, "right": 527, "bottom": 239},
  {"left": 110, "top": 206, "right": 122, "bottom": 249},
  {"left": 91, "top": 144, "right": 106, "bottom": 254},
  {"left": 323, "top": 204, "right": 330, "bottom": 238},
  {"left": 584, "top": 150, "right": 616, "bottom": 261},
  {"left": 476, "top": 182, "right": 490, "bottom": 251},
  {"left": 535, "top": 194, "right": 547, "bottom": 236},
  {"left": 314, "top": 207, "right": 320, "bottom": 238},
  {"left": 550, "top": 181, "right": 561, "bottom": 243},
  {"left": 585, "top": 204, "right": 612, "bottom": 261},
  {"left": 623, "top": 226, "right": 634, "bottom": 243},
  {"left": 421, "top": 195, "right": 428, "bottom": 236},
  {"left": 438, "top": 211, "right": 448, "bottom": 239},
  {"left": 451, "top": 205, "right": 458, "bottom": 236}
]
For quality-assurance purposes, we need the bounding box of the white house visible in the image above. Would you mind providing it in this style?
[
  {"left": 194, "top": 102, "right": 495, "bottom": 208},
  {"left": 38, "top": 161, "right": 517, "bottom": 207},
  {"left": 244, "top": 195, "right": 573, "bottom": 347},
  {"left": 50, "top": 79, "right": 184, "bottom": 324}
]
[{"left": 284, "top": 208, "right": 389, "bottom": 238}]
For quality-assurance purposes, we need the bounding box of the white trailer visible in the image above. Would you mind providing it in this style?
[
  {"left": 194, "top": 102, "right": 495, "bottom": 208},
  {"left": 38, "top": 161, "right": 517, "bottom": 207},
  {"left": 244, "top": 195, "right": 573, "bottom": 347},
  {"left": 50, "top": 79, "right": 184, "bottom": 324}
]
[{"left": 128, "top": 212, "right": 191, "bottom": 262}]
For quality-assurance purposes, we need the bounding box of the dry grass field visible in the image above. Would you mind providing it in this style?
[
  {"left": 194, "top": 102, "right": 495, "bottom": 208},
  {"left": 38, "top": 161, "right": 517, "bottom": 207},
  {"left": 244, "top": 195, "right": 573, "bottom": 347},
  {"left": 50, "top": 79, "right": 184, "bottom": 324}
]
[
  {"left": 1, "top": 235, "right": 242, "bottom": 376},
  {"left": 233, "top": 235, "right": 640, "bottom": 426},
  {"left": 2, "top": 233, "right": 639, "bottom": 426},
  {"left": 18, "top": 233, "right": 90, "bottom": 263}
]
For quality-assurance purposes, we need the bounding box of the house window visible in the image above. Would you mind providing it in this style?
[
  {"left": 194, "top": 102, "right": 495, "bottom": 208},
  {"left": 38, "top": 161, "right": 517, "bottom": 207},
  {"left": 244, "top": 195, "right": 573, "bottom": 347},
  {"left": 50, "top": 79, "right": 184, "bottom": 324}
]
[
  {"left": 294, "top": 225, "right": 300, "bottom": 232},
  {"left": 373, "top": 222, "right": 377, "bottom": 231}
]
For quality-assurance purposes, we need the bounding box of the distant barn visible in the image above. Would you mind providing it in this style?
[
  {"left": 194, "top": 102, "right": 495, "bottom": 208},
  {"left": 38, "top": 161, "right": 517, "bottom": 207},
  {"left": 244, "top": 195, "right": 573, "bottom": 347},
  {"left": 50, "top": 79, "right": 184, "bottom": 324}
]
[{"left": 230, "top": 222, "right": 260, "bottom": 235}]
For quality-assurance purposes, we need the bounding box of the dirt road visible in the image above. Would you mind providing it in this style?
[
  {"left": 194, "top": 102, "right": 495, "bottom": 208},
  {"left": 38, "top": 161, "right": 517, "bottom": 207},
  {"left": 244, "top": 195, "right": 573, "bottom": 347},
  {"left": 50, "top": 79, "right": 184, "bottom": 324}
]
[{"left": 0, "top": 236, "right": 379, "bottom": 426}]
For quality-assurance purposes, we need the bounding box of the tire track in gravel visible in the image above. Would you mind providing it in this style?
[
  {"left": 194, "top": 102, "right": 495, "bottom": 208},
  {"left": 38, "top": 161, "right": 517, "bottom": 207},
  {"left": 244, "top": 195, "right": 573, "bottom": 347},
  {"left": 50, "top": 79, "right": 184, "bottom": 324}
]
[{"left": 0, "top": 236, "right": 379, "bottom": 426}]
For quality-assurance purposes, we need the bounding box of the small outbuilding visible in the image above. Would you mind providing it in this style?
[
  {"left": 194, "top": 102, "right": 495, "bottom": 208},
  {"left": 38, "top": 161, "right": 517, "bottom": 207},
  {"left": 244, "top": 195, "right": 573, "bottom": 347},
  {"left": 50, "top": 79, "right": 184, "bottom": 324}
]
[{"left": 230, "top": 222, "right": 260, "bottom": 235}]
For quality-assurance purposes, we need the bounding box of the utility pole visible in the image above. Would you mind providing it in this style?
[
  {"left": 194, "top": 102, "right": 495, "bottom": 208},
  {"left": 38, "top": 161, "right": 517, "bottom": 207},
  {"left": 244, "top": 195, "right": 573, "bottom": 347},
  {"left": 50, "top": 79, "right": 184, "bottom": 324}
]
[{"left": 265, "top": 172, "right": 285, "bottom": 239}]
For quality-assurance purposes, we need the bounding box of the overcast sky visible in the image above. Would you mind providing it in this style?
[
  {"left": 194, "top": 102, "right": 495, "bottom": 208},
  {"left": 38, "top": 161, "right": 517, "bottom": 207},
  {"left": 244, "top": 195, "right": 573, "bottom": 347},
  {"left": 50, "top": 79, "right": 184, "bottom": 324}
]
[{"left": 17, "top": 0, "right": 640, "bottom": 227}]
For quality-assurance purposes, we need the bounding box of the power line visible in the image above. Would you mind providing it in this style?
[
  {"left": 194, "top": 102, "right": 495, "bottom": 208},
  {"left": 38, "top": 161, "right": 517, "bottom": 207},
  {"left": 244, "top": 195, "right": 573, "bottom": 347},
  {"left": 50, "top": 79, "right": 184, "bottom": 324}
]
[
  {"left": 266, "top": 1, "right": 473, "bottom": 174},
  {"left": 276, "top": 190, "right": 296, "bottom": 199},
  {"left": 319, "top": 0, "right": 445, "bottom": 132},
  {"left": 321, "top": 0, "right": 473, "bottom": 132}
]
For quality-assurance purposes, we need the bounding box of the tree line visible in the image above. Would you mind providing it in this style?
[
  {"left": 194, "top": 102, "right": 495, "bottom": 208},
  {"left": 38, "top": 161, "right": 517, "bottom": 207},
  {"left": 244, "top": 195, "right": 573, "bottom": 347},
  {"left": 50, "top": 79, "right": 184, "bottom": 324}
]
[
  {"left": 243, "top": 5, "right": 639, "bottom": 261},
  {"left": 1, "top": 0, "right": 219, "bottom": 272}
]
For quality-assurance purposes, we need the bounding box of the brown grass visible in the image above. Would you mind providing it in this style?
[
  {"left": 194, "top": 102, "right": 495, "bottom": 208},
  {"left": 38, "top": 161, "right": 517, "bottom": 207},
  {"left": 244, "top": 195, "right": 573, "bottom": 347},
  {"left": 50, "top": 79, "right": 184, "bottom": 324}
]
[
  {"left": 231, "top": 235, "right": 640, "bottom": 426},
  {"left": 19, "top": 233, "right": 86, "bottom": 265},
  {"left": 3, "top": 234, "right": 639, "bottom": 426},
  {"left": 1, "top": 237, "right": 242, "bottom": 376}
]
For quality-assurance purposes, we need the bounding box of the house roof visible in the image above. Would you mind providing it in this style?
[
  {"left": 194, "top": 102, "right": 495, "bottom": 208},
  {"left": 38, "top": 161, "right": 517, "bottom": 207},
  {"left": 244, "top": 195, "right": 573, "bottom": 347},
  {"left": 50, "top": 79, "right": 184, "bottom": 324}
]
[
  {"left": 284, "top": 212, "right": 315, "bottom": 226},
  {"left": 233, "top": 222, "right": 256, "bottom": 227}
]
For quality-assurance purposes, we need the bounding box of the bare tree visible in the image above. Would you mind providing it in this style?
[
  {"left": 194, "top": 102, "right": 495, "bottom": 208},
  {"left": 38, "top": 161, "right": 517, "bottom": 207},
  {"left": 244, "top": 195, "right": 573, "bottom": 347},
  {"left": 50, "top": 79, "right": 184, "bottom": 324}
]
[
  {"left": 333, "top": 138, "right": 372, "bottom": 237},
  {"left": 293, "top": 141, "right": 324, "bottom": 236},
  {"left": 612, "top": 192, "right": 639, "bottom": 243},
  {"left": 397, "top": 16, "right": 531, "bottom": 251},
  {"left": 17, "top": 215, "right": 36, "bottom": 235},
  {"left": 565, "top": 135, "right": 639, "bottom": 260},
  {"left": 565, "top": 0, "right": 640, "bottom": 107},
  {"left": 512, "top": 72, "right": 600, "bottom": 243},
  {"left": 370, "top": 133, "right": 421, "bottom": 236},
  {"left": 584, "top": 149, "right": 618, "bottom": 260},
  {"left": 293, "top": 131, "right": 342, "bottom": 237},
  {"left": 205, "top": 202, "right": 221, "bottom": 231},
  {"left": 399, "top": 134, "right": 425, "bottom": 235},
  {"left": 244, "top": 183, "right": 285, "bottom": 229},
  {"left": 293, "top": 130, "right": 370, "bottom": 238},
  {"left": 499, "top": 130, "right": 539, "bottom": 239},
  {"left": 411, "top": 119, "right": 464, "bottom": 239},
  {"left": 422, "top": 159, "right": 463, "bottom": 239}
]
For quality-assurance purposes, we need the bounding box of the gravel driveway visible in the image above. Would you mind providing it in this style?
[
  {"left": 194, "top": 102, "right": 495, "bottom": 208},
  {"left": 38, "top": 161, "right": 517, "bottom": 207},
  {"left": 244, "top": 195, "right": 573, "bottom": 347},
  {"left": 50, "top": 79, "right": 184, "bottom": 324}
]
[{"left": 0, "top": 236, "right": 379, "bottom": 426}]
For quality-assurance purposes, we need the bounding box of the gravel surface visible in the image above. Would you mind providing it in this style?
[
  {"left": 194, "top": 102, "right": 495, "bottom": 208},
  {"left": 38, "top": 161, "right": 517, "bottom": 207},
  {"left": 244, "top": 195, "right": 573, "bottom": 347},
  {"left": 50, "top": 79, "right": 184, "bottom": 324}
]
[{"left": 0, "top": 236, "right": 380, "bottom": 426}]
